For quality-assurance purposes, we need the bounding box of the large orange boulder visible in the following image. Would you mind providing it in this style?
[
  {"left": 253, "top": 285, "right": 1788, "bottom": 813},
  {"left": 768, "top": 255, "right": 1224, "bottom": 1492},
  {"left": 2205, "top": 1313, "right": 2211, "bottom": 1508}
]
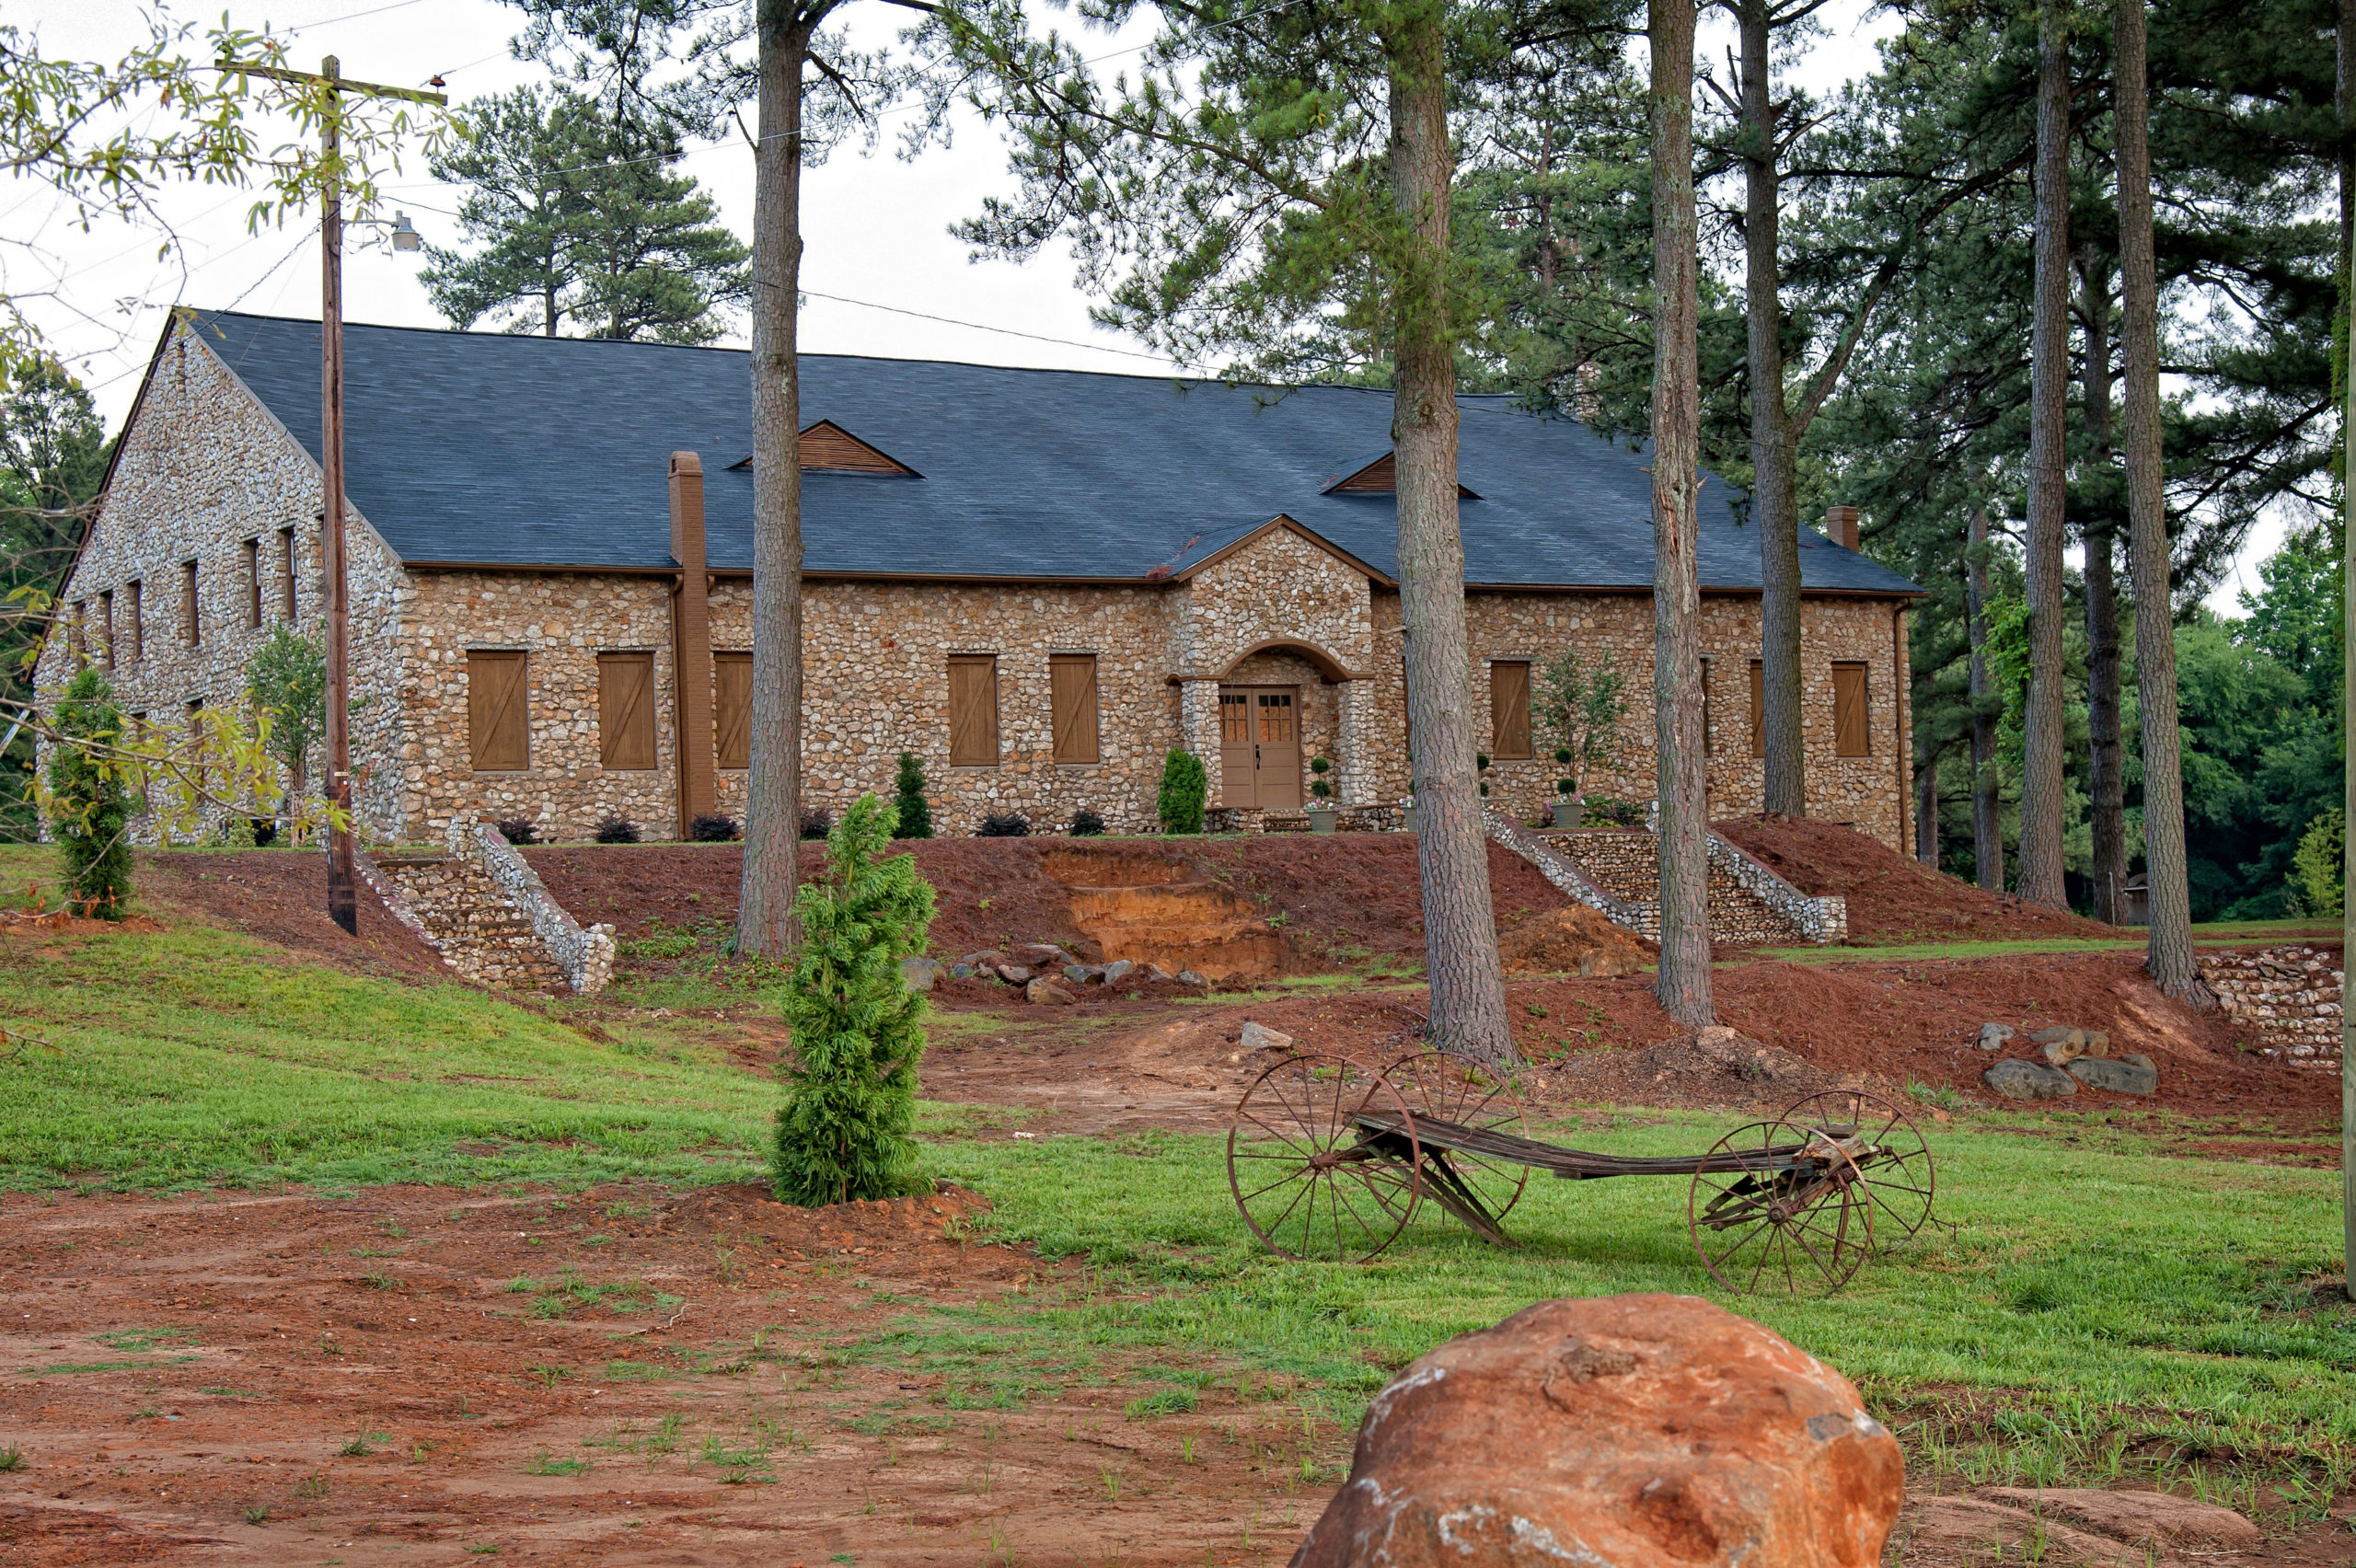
[{"left": 1291, "top": 1294, "right": 1901, "bottom": 1568}]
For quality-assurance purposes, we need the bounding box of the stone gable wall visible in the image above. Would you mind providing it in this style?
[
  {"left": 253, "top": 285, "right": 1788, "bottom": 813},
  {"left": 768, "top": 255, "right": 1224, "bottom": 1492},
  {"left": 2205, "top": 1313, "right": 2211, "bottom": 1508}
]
[{"left": 34, "top": 322, "right": 409, "bottom": 842}]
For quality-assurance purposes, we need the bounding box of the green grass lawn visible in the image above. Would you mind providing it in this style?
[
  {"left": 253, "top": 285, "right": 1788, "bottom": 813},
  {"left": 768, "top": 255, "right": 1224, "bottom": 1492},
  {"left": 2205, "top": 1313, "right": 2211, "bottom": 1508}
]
[{"left": 0, "top": 906, "right": 2348, "bottom": 1503}]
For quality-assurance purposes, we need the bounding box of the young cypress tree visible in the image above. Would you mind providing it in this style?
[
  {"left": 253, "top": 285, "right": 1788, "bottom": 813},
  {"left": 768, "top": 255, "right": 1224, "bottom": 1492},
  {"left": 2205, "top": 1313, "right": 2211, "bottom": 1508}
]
[
  {"left": 892, "top": 750, "right": 932, "bottom": 840},
  {"left": 772, "top": 793, "right": 938, "bottom": 1206},
  {"left": 1156, "top": 749, "right": 1207, "bottom": 835},
  {"left": 47, "top": 666, "right": 132, "bottom": 917}
]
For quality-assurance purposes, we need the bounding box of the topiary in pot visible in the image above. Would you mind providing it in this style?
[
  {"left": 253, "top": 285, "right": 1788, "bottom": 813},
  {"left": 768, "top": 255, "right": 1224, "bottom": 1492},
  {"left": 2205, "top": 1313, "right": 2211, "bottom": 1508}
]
[
  {"left": 771, "top": 794, "right": 938, "bottom": 1206},
  {"left": 1308, "top": 756, "right": 1334, "bottom": 803},
  {"left": 893, "top": 751, "right": 933, "bottom": 840},
  {"left": 1157, "top": 748, "right": 1207, "bottom": 835}
]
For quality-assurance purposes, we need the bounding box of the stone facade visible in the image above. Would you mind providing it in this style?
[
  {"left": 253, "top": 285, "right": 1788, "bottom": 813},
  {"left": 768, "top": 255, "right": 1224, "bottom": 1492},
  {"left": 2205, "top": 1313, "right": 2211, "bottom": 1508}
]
[
  {"left": 2197, "top": 946, "right": 2343, "bottom": 1068},
  {"left": 41, "top": 319, "right": 1919, "bottom": 855}
]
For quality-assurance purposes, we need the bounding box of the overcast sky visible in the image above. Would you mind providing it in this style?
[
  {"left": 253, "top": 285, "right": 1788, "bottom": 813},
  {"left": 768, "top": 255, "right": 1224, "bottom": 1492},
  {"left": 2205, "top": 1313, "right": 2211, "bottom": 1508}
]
[{"left": 10, "top": 0, "right": 2292, "bottom": 610}]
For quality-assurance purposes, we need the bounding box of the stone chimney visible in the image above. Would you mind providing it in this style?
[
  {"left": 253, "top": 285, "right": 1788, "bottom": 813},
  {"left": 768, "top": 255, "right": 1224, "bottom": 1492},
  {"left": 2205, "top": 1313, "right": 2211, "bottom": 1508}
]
[
  {"left": 1824, "top": 504, "right": 1860, "bottom": 552},
  {"left": 669, "top": 452, "right": 714, "bottom": 838}
]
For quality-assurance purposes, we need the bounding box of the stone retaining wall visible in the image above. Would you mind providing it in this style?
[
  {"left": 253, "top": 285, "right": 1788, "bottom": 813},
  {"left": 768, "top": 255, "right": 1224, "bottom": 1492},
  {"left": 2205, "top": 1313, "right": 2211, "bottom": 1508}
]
[
  {"left": 446, "top": 818, "right": 617, "bottom": 996},
  {"left": 2197, "top": 946, "right": 2342, "bottom": 1068},
  {"left": 373, "top": 850, "right": 567, "bottom": 991},
  {"left": 1484, "top": 812, "right": 1843, "bottom": 947}
]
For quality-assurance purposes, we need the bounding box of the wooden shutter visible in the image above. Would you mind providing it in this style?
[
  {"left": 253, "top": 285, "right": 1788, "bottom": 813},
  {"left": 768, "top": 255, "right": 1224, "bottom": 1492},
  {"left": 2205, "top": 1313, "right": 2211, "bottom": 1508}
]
[
  {"left": 468, "top": 651, "right": 529, "bottom": 771},
  {"left": 713, "top": 651, "right": 752, "bottom": 770},
  {"left": 244, "top": 538, "right": 262, "bottom": 628},
  {"left": 182, "top": 560, "right": 199, "bottom": 645},
  {"left": 599, "top": 651, "right": 656, "bottom": 770},
  {"left": 1749, "top": 660, "right": 1765, "bottom": 758},
  {"left": 1050, "top": 654, "right": 1099, "bottom": 765},
  {"left": 1489, "top": 661, "right": 1531, "bottom": 758},
  {"left": 947, "top": 655, "right": 999, "bottom": 767},
  {"left": 1832, "top": 662, "right": 1871, "bottom": 756},
  {"left": 128, "top": 580, "right": 143, "bottom": 663}
]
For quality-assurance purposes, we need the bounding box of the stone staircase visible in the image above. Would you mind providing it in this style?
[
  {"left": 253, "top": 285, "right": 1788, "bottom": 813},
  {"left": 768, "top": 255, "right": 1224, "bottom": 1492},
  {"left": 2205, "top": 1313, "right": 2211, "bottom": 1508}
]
[
  {"left": 1484, "top": 812, "right": 1845, "bottom": 947},
  {"left": 368, "top": 851, "right": 570, "bottom": 990}
]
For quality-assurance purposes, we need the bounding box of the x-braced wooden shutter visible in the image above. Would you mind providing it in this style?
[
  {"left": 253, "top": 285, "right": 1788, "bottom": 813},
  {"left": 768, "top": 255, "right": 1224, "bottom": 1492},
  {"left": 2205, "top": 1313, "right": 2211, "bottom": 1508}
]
[
  {"left": 599, "top": 651, "right": 656, "bottom": 770},
  {"left": 713, "top": 652, "right": 751, "bottom": 770},
  {"left": 948, "top": 655, "right": 999, "bottom": 767},
  {"left": 468, "top": 651, "right": 529, "bottom": 771},
  {"left": 1832, "top": 663, "right": 1871, "bottom": 757},
  {"left": 1049, "top": 654, "right": 1099, "bottom": 765},
  {"left": 1490, "top": 661, "right": 1531, "bottom": 758}
]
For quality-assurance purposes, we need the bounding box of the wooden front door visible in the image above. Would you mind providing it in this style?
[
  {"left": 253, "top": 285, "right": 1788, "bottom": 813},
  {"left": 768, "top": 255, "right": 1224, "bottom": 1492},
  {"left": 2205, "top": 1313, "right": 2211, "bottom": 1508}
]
[{"left": 1217, "top": 686, "right": 1301, "bottom": 809}]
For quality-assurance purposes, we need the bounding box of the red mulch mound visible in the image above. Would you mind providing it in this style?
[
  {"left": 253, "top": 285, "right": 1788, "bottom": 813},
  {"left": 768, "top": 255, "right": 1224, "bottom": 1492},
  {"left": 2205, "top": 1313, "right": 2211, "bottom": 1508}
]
[
  {"left": 1714, "top": 815, "right": 2116, "bottom": 945},
  {"left": 523, "top": 836, "right": 1577, "bottom": 967}
]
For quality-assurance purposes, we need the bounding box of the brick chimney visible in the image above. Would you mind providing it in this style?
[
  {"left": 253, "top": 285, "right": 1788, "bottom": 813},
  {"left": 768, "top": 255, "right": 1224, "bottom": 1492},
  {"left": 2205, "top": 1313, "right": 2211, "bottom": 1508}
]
[
  {"left": 669, "top": 452, "right": 715, "bottom": 838},
  {"left": 1824, "top": 504, "right": 1860, "bottom": 552}
]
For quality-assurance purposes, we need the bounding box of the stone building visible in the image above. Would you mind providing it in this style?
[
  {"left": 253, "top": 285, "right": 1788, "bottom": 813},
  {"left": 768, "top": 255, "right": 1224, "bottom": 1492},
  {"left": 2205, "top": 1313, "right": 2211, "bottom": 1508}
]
[{"left": 40, "top": 309, "right": 1923, "bottom": 847}]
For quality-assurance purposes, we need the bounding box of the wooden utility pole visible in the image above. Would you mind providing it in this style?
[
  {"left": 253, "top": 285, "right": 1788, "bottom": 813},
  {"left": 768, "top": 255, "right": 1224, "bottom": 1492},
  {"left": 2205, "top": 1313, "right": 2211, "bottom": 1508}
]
[{"left": 215, "top": 56, "right": 444, "bottom": 935}]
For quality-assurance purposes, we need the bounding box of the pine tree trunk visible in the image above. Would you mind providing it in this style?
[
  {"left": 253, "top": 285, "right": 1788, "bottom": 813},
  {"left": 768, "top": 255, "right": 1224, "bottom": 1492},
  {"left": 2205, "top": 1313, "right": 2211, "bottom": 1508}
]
[
  {"left": 2117, "top": 0, "right": 2209, "bottom": 1003},
  {"left": 738, "top": 3, "right": 806, "bottom": 959},
  {"left": 2079, "top": 255, "right": 2126, "bottom": 924},
  {"left": 1388, "top": 3, "right": 1514, "bottom": 1068},
  {"left": 2018, "top": 0, "right": 2073, "bottom": 911},
  {"left": 1915, "top": 742, "right": 1938, "bottom": 865},
  {"left": 1967, "top": 507, "right": 2004, "bottom": 892},
  {"left": 1649, "top": 0, "right": 1715, "bottom": 1031},
  {"left": 1740, "top": 0, "right": 1804, "bottom": 821},
  {"left": 2338, "top": 0, "right": 2355, "bottom": 1307}
]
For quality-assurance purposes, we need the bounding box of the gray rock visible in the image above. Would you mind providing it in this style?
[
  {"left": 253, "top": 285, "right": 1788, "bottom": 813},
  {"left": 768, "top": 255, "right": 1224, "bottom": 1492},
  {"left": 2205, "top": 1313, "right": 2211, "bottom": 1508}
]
[
  {"left": 2119, "top": 1051, "right": 2155, "bottom": 1072},
  {"left": 1976, "top": 1022, "right": 2015, "bottom": 1051},
  {"left": 2081, "top": 1030, "right": 2110, "bottom": 1055},
  {"left": 1175, "top": 969, "right": 1210, "bottom": 991},
  {"left": 1984, "top": 1059, "right": 2080, "bottom": 1101},
  {"left": 900, "top": 956, "right": 946, "bottom": 993},
  {"left": 996, "top": 964, "right": 1033, "bottom": 986},
  {"left": 1145, "top": 964, "right": 1175, "bottom": 982},
  {"left": 949, "top": 963, "right": 974, "bottom": 980},
  {"left": 2067, "top": 1055, "right": 2158, "bottom": 1095},
  {"left": 1063, "top": 963, "right": 1098, "bottom": 984},
  {"left": 963, "top": 950, "right": 1007, "bottom": 973},
  {"left": 1025, "top": 975, "right": 1078, "bottom": 1006},
  {"left": 1238, "top": 1020, "right": 1294, "bottom": 1055},
  {"left": 2037, "top": 1027, "right": 2089, "bottom": 1066},
  {"left": 1102, "top": 959, "right": 1135, "bottom": 986}
]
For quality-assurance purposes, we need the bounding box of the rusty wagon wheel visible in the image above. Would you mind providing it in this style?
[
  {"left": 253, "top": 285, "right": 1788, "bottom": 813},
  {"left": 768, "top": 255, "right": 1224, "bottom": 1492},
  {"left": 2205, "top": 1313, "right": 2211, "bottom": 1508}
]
[
  {"left": 1688, "top": 1113, "right": 1873, "bottom": 1296},
  {"left": 1384, "top": 1050, "right": 1530, "bottom": 1245},
  {"left": 1228, "top": 1054, "right": 1421, "bottom": 1262},
  {"left": 1774, "top": 1089, "right": 1936, "bottom": 1251}
]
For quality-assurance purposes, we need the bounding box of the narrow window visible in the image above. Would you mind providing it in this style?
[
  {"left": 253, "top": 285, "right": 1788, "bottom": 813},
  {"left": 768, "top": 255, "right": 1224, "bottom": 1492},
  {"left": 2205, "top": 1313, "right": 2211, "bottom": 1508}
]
[
  {"left": 127, "top": 580, "right": 144, "bottom": 663},
  {"left": 1748, "top": 659, "right": 1765, "bottom": 758},
  {"left": 129, "top": 712, "right": 149, "bottom": 809},
  {"left": 468, "top": 651, "right": 529, "bottom": 771},
  {"left": 243, "top": 538, "right": 262, "bottom": 628},
  {"left": 185, "top": 698, "right": 206, "bottom": 791},
  {"left": 98, "top": 591, "right": 114, "bottom": 670},
  {"left": 1049, "top": 653, "right": 1100, "bottom": 766},
  {"left": 69, "top": 601, "right": 86, "bottom": 669},
  {"left": 182, "top": 560, "right": 200, "bottom": 646},
  {"left": 597, "top": 651, "right": 657, "bottom": 771},
  {"left": 947, "top": 654, "right": 999, "bottom": 767},
  {"left": 1489, "top": 661, "right": 1531, "bottom": 759},
  {"left": 713, "top": 651, "right": 752, "bottom": 770},
  {"left": 1699, "top": 657, "right": 1714, "bottom": 755},
  {"left": 1832, "top": 662, "right": 1871, "bottom": 757},
  {"left": 277, "top": 527, "right": 297, "bottom": 619}
]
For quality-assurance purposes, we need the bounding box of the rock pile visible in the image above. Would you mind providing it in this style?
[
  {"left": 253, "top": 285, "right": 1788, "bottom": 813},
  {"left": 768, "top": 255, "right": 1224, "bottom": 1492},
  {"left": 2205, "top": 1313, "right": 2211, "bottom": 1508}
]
[
  {"left": 1979, "top": 1021, "right": 2158, "bottom": 1100},
  {"left": 899, "top": 943, "right": 1209, "bottom": 1003},
  {"left": 1293, "top": 1294, "right": 1903, "bottom": 1568},
  {"left": 2196, "top": 945, "right": 2342, "bottom": 1068}
]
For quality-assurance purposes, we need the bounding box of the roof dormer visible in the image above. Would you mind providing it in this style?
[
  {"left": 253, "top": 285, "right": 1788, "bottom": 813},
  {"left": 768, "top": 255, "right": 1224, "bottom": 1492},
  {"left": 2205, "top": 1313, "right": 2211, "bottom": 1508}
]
[{"left": 1321, "top": 449, "right": 1479, "bottom": 499}]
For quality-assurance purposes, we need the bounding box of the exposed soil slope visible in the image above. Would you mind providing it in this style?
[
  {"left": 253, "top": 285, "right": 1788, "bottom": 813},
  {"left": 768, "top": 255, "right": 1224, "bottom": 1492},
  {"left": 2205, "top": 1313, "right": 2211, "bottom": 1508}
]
[
  {"left": 132, "top": 848, "right": 448, "bottom": 981},
  {"left": 1715, "top": 816, "right": 2117, "bottom": 945}
]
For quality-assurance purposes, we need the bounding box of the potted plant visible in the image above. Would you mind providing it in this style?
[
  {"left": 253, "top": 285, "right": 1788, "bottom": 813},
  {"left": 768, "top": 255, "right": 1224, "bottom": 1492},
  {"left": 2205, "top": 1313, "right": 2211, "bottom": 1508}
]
[
  {"left": 1551, "top": 748, "right": 1584, "bottom": 828},
  {"left": 1305, "top": 757, "right": 1339, "bottom": 832},
  {"left": 1397, "top": 793, "right": 1417, "bottom": 834},
  {"left": 1539, "top": 648, "right": 1627, "bottom": 828}
]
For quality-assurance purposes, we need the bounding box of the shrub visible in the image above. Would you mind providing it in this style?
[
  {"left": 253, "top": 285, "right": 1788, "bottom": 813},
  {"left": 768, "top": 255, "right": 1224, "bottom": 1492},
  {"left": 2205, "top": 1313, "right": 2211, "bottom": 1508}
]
[
  {"left": 216, "top": 813, "right": 257, "bottom": 849},
  {"left": 47, "top": 667, "right": 133, "bottom": 918},
  {"left": 594, "top": 814, "right": 641, "bottom": 845},
  {"left": 893, "top": 751, "right": 933, "bottom": 840},
  {"left": 799, "top": 808, "right": 834, "bottom": 841},
  {"left": 1069, "top": 807, "right": 1105, "bottom": 836},
  {"left": 244, "top": 623, "right": 327, "bottom": 810},
  {"left": 977, "top": 811, "right": 1030, "bottom": 837},
  {"left": 1157, "top": 749, "right": 1207, "bottom": 835},
  {"left": 495, "top": 817, "right": 539, "bottom": 846},
  {"left": 688, "top": 813, "right": 740, "bottom": 843},
  {"left": 2289, "top": 807, "right": 2344, "bottom": 917},
  {"left": 1309, "top": 755, "right": 1333, "bottom": 801},
  {"left": 772, "top": 794, "right": 938, "bottom": 1205},
  {"left": 250, "top": 817, "right": 279, "bottom": 847}
]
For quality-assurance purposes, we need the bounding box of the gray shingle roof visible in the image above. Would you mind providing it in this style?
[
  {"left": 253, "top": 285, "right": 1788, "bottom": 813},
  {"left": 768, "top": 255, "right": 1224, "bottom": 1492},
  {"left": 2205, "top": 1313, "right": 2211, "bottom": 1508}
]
[{"left": 185, "top": 310, "right": 1918, "bottom": 595}]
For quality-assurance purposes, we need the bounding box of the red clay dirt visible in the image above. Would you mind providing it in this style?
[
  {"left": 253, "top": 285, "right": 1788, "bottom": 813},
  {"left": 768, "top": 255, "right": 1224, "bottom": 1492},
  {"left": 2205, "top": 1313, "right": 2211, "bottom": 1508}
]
[
  {"left": 1715, "top": 816, "right": 2117, "bottom": 945},
  {"left": 131, "top": 849, "right": 448, "bottom": 983}
]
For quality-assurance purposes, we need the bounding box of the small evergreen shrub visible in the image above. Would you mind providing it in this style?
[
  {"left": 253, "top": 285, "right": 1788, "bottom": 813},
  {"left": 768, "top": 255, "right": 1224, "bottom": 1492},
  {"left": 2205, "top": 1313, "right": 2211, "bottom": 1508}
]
[
  {"left": 2289, "top": 808, "right": 2344, "bottom": 917},
  {"left": 772, "top": 794, "right": 938, "bottom": 1206},
  {"left": 1157, "top": 749, "right": 1207, "bottom": 835},
  {"left": 689, "top": 813, "right": 740, "bottom": 843},
  {"left": 977, "top": 811, "right": 1030, "bottom": 837},
  {"left": 595, "top": 814, "right": 641, "bottom": 845},
  {"left": 495, "top": 817, "right": 539, "bottom": 846},
  {"left": 47, "top": 667, "right": 133, "bottom": 918},
  {"left": 1068, "top": 807, "right": 1105, "bottom": 836},
  {"left": 799, "top": 808, "right": 835, "bottom": 841},
  {"left": 893, "top": 751, "right": 933, "bottom": 840},
  {"left": 216, "top": 813, "right": 257, "bottom": 848}
]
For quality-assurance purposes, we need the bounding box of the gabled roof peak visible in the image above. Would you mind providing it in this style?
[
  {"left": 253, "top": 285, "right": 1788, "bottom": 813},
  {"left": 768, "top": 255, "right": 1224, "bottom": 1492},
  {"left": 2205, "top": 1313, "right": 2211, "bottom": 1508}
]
[
  {"left": 1321, "top": 449, "right": 1480, "bottom": 500},
  {"left": 727, "top": 419, "right": 920, "bottom": 476}
]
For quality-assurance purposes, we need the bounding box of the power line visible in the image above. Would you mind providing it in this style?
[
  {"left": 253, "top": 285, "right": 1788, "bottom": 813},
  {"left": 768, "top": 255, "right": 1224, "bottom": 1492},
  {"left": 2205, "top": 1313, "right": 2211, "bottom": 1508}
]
[{"left": 798, "top": 288, "right": 1186, "bottom": 364}]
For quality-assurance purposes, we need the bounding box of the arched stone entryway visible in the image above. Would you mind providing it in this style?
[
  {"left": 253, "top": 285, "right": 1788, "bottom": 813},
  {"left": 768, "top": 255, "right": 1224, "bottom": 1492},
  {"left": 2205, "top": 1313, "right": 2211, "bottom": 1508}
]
[{"left": 1178, "top": 639, "right": 1375, "bottom": 813}]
